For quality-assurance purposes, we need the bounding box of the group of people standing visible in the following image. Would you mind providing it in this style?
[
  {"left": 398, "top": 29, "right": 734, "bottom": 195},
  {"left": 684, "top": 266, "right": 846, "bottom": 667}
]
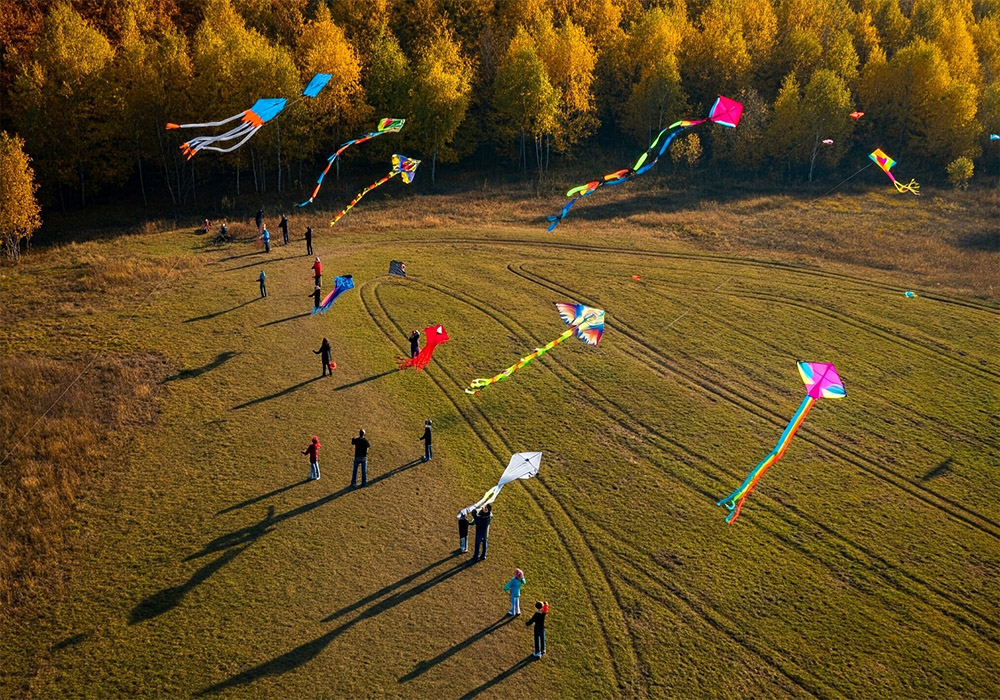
[{"left": 255, "top": 208, "right": 313, "bottom": 256}]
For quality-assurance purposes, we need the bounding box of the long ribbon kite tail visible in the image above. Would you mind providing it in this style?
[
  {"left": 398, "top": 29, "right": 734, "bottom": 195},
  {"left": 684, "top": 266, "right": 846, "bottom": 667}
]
[
  {"left": 717, "top": 395, "right": 815, "bottom": 523},
  {"left": 466, "top": 329, "right": 574, "bottom": 395},
  {"left": 331, "top": 171, "right": 397, "bottom": 225},
  {"left": 892, "top": 177, "right": 920, "bottom": 195}
]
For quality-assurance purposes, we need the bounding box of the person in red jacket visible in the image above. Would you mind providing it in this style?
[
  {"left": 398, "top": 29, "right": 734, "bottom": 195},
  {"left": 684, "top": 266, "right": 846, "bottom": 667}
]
[
  {"left": 302, "top": 436, "right": 321, "bottom": 481},
  {"left": 312, "top": 257, "right": 322, "bottom": 287}
]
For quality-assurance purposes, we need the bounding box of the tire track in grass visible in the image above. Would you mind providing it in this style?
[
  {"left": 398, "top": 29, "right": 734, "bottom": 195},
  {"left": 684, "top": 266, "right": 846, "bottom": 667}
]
[
  {"left": 357, "top": 280, "right": 643, "bottom": 699},
  {"left": 501, "top": 263, "right": 1000, "bottom": 640},
  {"left": 510, "top": 263, "right": 1000, "bottom": 543}
]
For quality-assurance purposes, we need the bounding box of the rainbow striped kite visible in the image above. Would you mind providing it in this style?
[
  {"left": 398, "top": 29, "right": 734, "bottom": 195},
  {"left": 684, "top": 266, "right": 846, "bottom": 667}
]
[
  {"left": 718, "top": 361, "right": 845, "bottom": 524},
  {"left": 869, "top": 148, "right": 919, "bottom": 195},
  {"left": 466, "top": 303, "right": 604, "bottom": 395}
]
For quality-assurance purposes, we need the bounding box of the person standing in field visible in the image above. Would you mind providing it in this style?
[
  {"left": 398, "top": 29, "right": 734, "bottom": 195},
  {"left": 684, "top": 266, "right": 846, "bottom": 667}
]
[
  {"left": 525, "top": 601, "right": 548, "bottom": 658},
  {"left": 420, "top": 419, "right": 432, "bottom": 462},
  {"left": 312, "top": 256, "right": 322, "bottom": 287},
  {"left": 409, "top": 329, "right": 421, "bottom": 359},
  {"left": 258, "top": 269, "right": 267, "bottom": 298},
  {"left": 457, "top": 509, "right": 471, "bottom": 553},
  {"left": 314, "top": 337, "right": 334, "bottom": 376},
  {"left": 351, "top": 429, "right": 370, "bottom": 487},
  {"left": 305, "top": 226, "right": 313, "bottom": 256},
  {"left": 503, "top": 569, "right": 525, "bottom": 616},
  {"left": 302, "top": 435, "right": 321, "bottom": 481},
  {"left": 279, "top": 213, "right": 289, "bottom": 245},
  {"left": 472, "top": 504, "right": 492, "bottom": 561},
  {"left": 261, "top": 227, "right": 271, "bottom": 253},
  {"left": 308, "top": 285, "right": 322, "bottom": 312},
  {"left": 255, "top": 207, "right": 263, "bottom": 235}
]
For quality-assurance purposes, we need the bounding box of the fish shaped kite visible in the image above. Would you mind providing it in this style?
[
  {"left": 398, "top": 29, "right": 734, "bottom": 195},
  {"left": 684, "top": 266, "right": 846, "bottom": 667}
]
[
  {"left": 167, "top": 73, "right": 331, "bottom": 160},
  {"left": 331, "top": 154, "right": 420, "bottom": 225},
  {"left": 298, "top": 118, "right": 405, "bottom": 207},
  {"left": 718, "top": 361, "right": 846, "bottom": 524},
  {"left": 869, "top": 148, "right": 919, "bottom": 195},
  {"left": 398, "top": 324, "right": 450, "bottom": 370},
  {"left": 546, "top": 96, "right": 743, "bottom": 231},
  {"left": 313, "top": 274, "right": 355, "bottom": 314},
  {"left": 850, "top": 111, "right": 864, "bottom": 119},
  {"left": 466, "top": 303, "right": 604, "bottom": 394},
  {"left": 462, "top": 452, "right": 542, "bottom": 514}
]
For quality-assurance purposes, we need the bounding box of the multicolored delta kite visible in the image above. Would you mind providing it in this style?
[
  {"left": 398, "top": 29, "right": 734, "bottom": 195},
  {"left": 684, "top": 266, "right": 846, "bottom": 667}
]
[
  {"left": 313, "top": 275, "right": 354, "bottom": 314},
  {"left": 462, "top": 452, "right": 542, "bottom": 514},
  {"left": 718, "top": 361, "right": 845, "bottom": 524},
  {"left": 331, "top": 154, "right": 420, "bottom": 225},
  {"left": 167, "top": 74, "right": 331, "bottom": 160},
  {"left": 298, "top": 118, "right": 405, "bottom": 207},
  {"left": 546, "top": 96, "right": 743, "bottom": 231},
  {"left": 398, "top": 324, "right": 450, "bottom": 370},
  {"left": 869, "top": 148, "right": 919, "bottom": 195},
  {"left": 466, "top": 303, "right": 604, "bottom": 394}
]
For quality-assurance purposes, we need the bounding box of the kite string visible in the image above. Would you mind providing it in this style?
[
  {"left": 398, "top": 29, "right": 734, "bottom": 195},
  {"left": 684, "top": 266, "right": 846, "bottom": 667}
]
[
  {"left": 811, "top": 162, "right": 872, "bottom": 201},
  {"left": 0, "top": 253, "right": 185, "bottom": 469},
  {"left": 662, "top": 275, "right": 734, "bottom": 332}
]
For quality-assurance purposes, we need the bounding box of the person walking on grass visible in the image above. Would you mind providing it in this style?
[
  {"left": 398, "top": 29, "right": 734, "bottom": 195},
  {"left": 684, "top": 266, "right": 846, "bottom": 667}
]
[
  {"left": 312, "top": 256, "right": 322, "bottom": 287},
  {"left": 302, "top": 436, "right": 321, "bottom": 481},
  {"left": 255, "top": 207, "right": 263, "bottom": 235},
  {"left": 258, "top": 269, "right": 267, "bottom": 298},
  {"left": 279, "top": 213, "right": 289, "bottom": 245},
  {"left": 472, "top": 504, "right": 492, "bottom": 561},
  {"left": 457, "top": 509, "right": 472, "bottom": 553},
  {"left": 351, "top": 429, "right": 370, "bottom": 487},
  {"left": 504, "top": 569, "right": 525, "bottom": 616},
  {"left": 314, "top": 338, "right": 335, "bottom": 376},
  {"left": 420, "top": 419, "right": 433, "bottom": 462},
  {"left": 261, "top": 226, "right": 271, "bottom": 253},
  {"left": 409, "top": 329, "right": 421, "bottom": 358},
  {"left": 525, "top": 601, "right": 548, "bottom": 658},
  {"left": 305, "top": 226, "right": 313, "bottom": 256},
  {"left": 309, "top": 285, "right": 322, "bottom": 312}
]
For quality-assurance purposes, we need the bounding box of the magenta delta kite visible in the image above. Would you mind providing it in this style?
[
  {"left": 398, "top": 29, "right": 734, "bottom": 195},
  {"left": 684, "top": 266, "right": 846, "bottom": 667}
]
[{"left": 546, "top": 96, "right": 743, "bottom": 231}]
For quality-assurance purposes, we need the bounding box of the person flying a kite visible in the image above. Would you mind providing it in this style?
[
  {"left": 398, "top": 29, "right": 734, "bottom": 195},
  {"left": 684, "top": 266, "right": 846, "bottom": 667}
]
[{"left": 398, "top": 325, "right": 449, "bottom": 370}]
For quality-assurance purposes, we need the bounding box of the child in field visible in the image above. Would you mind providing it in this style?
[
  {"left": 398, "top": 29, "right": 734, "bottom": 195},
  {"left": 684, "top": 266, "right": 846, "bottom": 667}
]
[
  {"left": 525, "top": 601, "right": 548, "bottom": 658},
  {"left": 503, "top": 569, "right": 525, "bottom": 616},
  {"left": 302, "top": 436, "right": 321, "bottom": 481},
  {"left": 457, "top": 509, "right": 471, "bottom": 553},
  {"left": 258, "top": 269, "right": 267, "bottom": 298},
  {"left": 309, "top": 285, "right": 322, "bottom": 312}
]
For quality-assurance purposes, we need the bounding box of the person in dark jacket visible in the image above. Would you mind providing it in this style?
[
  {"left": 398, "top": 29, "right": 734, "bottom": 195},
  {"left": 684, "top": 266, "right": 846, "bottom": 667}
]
[
  {"left": 255, "top": 207, "right": 263, "bottom": 235},
  {"left": 309, "top": 285, "right": 322, "bottom": 311},
  {"left": 258, "top": 269, "right": 267, "bottom": 298},
  {"left": 408, "top": 329, "right": 421, "bottom": 358},
  {"left": 351, "top": 429, "right": 370, "bottom": 487},
  {"left": 305, "top": 226, "right": 313, "bottom": 255},
  {"left": 472, "top": 504, "right": 492, "bottom": 561},
  {"left": 420, "top": 419, "right": 432, "bottom": 462},
  {"left": 279, "top": 214, "right": 289, "bottom": 245},
  {"left": 314, "top": 338, "right": 334, "bottom": 376},
  {"left": 457, "top": 509, "right": 472, "bottom": 553},
  {"left": 525, "top": 601, "right": 548, "bottom": 658},
  {"left": 301, "top": 435, "right": 321, "bottom": 480}
]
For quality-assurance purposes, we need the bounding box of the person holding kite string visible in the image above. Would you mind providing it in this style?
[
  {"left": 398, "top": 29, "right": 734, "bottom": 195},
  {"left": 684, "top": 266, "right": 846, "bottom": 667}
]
[
  {"left": 260, "top": 227, "right": 270, "bottom": 253},
  {"left": 312, "top": 257, "right": 322, "bottom": 287},
  {"left": 526, "top": 601, "right": 548, "bottom": 658},
  {"left": 457, "top": 510, "right": 472, "bottom": 553},
  {"left": 409, "top": 330, "right": 421, "bottom": 358},
  {"left": 351, "top": 429, "right": 370, "bottom": 487},
  {"left": 472, "top": 504, "right": 492, "bottom": 562}
]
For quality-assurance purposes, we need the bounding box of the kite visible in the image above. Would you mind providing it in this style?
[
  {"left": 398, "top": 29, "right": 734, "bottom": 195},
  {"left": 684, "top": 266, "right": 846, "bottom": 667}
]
[
  {"left": 331, "top": 154, "right": 420, "bottom": 225},
  {"left": 822, "top": 139, "right": 834, "bottom": 145},
  {"left": 313, "top": 275, "right": 355, "bottom": 314},
  {"left": 869, "top": 148, "right": 919, "bottom": 195},
  {"left": 991, "top": 134, "right": 1000, "bottom": 141},
  {"left": 398, "top": 324, "right": 449, "bottom": 370},
  {"left": 298, "top": 118, "right": 405, "bottom": 207},
  {"left": 631, "top": 275, "right": 642, "bottom": 280},
  {"left": 546, "top": 96, "right": 743, "bottom": 231},
  {"left": 718, "top": 361, "right": 845, "bottom": 524},
  {"left": 904, "top": 291, "right": 917, "bottom": 298},
  {"left": 463, "top": 452, "right": 542, "bottom": 514},
  {"left": 466, "top": 303, "right": 604, "bottom": 395},
  {"left": 389, "top": 260, "right": 407, "bottom": 277},
  {"left": 850, "top": 111, "right": 864, "bottom": 119},
  {"left": 167, "top": 74, "right": 331, "bottom": 160}
]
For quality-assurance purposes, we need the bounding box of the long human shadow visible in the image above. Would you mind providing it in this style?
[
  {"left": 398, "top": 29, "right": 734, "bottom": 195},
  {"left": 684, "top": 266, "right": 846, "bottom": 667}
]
[
  {"left": 258, "top": 311, "right": 311, "bottom": 328},
  {"left": 51, "top": 632, "right": 88, "bottom": 651},
  {"left": 232, "top": 376, "right": 322, "bottom": 410},
  {"left": 457, "top": 655, "right": 537, "bottom": 699},
  {"left": 333, "top": 368, "right": 397, "bottom": 392},
  {"left": 921, "top": 457, "right": 953, "bottom": 481},
  {"left": 184, "top": 299, "right": 259, "bottom": 323},
  {"left": 216, "top": 250, "right": 265, "bottom": 263},
  {"left": 365, "top": 458, "right": 424, "bottom": 488},
  {"left": 162, "top": 351, "right": 240, "bottom": 383},
  {"left": 216, "top": 479, "right": 310, "bottom": 515},
  {"left": 399, "top": 615, "right": 514, "bottom": 682},
  {"left": 226, "top": 253, "right": 298, "bottom": 272},
  {"left": 198, "top": 554, "right": 469, "bottom": 696}
]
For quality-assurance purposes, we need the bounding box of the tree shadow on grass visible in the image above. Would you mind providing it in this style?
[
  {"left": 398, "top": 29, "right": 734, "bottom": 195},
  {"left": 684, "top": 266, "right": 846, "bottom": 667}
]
[
  {"left": 197, "top": 554, "right": 468, "bottom": 696},
  {"left": 184, "top": 300, "right": 259, "bottom": 323},
  {"left": 920, "top": 457, "right": 953, "bottom": 481},
  {"left": 216, "top": 478, "right": 310, "bottom": 515},
  {"left": 333, "top": 368, "right": 397, "bottom": 391},
  {"left": 399, "top": 615, "right": 514, "bottom": 682},
  {"left": 232, "top": 376, "right": 321, "bottom": 410},
  {"left": 162, "top": 351, "right": 240, "bottom": 383},
  {"left": 456, "top": 655, "right": 537, "bottom": 699},
  {"left": 258, "top": 311, "right": 311, "bottom": 328},
  {"left": 953, "top": 231, "right": 999, "bottom": 252}
]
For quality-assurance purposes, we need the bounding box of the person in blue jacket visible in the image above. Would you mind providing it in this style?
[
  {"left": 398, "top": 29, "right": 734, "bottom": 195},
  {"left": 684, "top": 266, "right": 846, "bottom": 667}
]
[{"left": 503, "top": 569, "right": 525, "bottom": 616}]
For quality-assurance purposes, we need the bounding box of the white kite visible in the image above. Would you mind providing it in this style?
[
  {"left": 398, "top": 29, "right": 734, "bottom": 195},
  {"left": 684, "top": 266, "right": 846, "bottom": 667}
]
[{"left": 463, "top": 452, "right": 542, "bottom": 514}]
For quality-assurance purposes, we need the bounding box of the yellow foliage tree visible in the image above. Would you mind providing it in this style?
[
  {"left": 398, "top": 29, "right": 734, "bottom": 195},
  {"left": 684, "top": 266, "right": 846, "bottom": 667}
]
[{"left": 0, "top": 132, "right": 42, "bottom": 262}]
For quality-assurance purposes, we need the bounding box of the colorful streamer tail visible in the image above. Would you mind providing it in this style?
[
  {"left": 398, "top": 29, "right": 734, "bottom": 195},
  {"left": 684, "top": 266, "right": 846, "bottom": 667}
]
[
  {"left": 466, "top": 329, "right": 574, "bottom": 394},
  {"left": 331, "top": 172, "right": 398, "bottom": 225}
]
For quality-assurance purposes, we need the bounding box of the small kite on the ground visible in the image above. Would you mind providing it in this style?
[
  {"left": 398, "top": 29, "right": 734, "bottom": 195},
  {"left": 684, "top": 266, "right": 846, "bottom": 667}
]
[
  {"left": 398, "top": 324, "right": 449, "bottom": 370},
  {"left": 389, "top": 260, "right": 407, "bottom": 277}
]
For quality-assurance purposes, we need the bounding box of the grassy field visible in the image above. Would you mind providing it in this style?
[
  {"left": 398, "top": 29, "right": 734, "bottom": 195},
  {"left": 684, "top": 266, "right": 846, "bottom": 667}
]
[{"left": 1, "top": 187, "right": 999, "bottom": 699}]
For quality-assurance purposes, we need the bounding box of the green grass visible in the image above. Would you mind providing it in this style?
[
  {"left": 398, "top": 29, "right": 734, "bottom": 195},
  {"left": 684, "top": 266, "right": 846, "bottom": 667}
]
[{"left": 1, "top": 189, "right": 999, "bottom": 699}]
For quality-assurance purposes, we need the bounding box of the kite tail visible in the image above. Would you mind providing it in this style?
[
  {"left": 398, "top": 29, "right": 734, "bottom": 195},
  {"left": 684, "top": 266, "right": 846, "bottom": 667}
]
[
  {"left": 546, "top": 198, "right": 579, "bottom": 232},
  {"left": 717, "top": 396, "right": 814, "bottom": 523},
  {"left": 397, "top": 347, "right": 435, "bottom": 371},
  {"left": 894, "top": 178, "right": 920, "bottom": 195},
  {"left": 466, "top": 329, "right": 574, "bottom": 395},
  {"left": 331, "top": 171, "right": 397, "bottom": 225}
]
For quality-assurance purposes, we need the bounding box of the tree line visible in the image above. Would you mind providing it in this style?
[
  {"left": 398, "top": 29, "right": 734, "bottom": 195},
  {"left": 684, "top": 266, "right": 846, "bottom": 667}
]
[{"left": 1, "top": 0, "right": 999, "bottom": 250}]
